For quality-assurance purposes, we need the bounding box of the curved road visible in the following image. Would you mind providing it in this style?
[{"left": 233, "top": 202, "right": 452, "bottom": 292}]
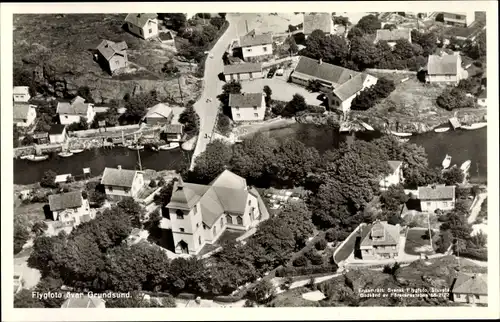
[{"left": 189, "top": 14, "right": 245, "bottom": 170}]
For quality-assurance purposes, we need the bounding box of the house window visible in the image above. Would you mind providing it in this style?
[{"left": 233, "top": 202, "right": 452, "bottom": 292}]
[
  {"left": 236, "top": 107, "right": 239, "bottom": 110},
  {"left": 176, "top": 209, "right": 184, "bottom": 219},
  {"left": 196, "top": 223, "right": 199, "bottom": 228},
  {"left": 247, "top": 48, "right": 252, "bottom": 52},
  {"left": 199, "top": 236, "right": 202, "bottom": 245},
  {"left": 65, "top": 115, "right": 69, "bottom": 118},
  {"left": 140, "top": 29, "right": 143, "bottom": 35},
  {"left": 236, "top": 113, "right": 240, "bottom": 118},
  {"left": 180, "top": 228, "right": 185, "bottom": 232},
  {"left": 220, "top": 219, "right": 223, "bottom": 229},
  {"left": 194, "top": 205, "right": 198, "bottom": 214},
  {"left": 253, "top": 106, "right": 257, "bottom": 110},
  {"left": 248, "top": 200, "right": 251, "bottom": 206},
  {"left": 124, "top": 188, "right": 130, "bottom": 193},
  {"left": 474, "top": 295, "right": 480, "bottom": 299},
  {"left": 129, "top": 23, "right": 133, "bottom": 28},
  {"left": 237, "top": 216, "right": 243, "bottom": 225},
  {"left": 443, "top": 202, "right": 448, "bottom": 207},
  {"left": 226, "top": 214, "right": 233, "bottom": 224},
  {"left": 213, "top": 226, "right": 217, "bottom": 235},
  {"left": 263, "top": 47, "right": 267, "bottom": 52},
  {"left": 149, "top": 28, "right": 153, "bottom": 34},
  {"left": 427, "top": 201, "right": 431, "bottom": 206},
  {"left": 456, "top": 15, "right": 462, "bottom": 19},
  {"left": 108, "top": 186, "right": 113, "bottom": 192}
]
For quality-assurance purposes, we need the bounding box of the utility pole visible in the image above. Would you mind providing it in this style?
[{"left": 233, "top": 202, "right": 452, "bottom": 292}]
[{"left": 427, "top": 211, "right": 433, "bottom": 249}]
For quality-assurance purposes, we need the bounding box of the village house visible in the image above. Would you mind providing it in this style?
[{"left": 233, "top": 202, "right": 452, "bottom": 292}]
[
  {"left": 441, "top": 11, "right": 476, "bottom": 27},
  {"left": 239, "top": 29, "right": 274, "bottom": 62},
  {"left": 165, "top": 170, "right": 264, "bottom": 255},
  {"left": 359, "top": 220, "right": 401, "bottom": 260},
  {"left": 48, "top": 191, "right": 93, "bottom": 227},
  {"left": 418, "top": 185, "right": 456, "bottom": 213},
  {"left": 143, "top": 103, "right": 174, "bottom": 125},
  {"left": 223, "top": 63, "right": 263, "bottom": 82},
  {"left": 163, "top": 124, "right": 184, "bottom": 141},
  {"left": 95, "top": 39, "right": 128, "bottom": 75},
  {"left": 451, "top": 273, "right": 487, "bottom": 304},
  {"left": 425, "top": 53, "right": 466, "bottom": 84},
  {"left": 303, "top": 12, "right": 334, "bottom": 38},
  {"left": 100, "top": 166, "right": 144, "bottom": 200},
  {"left": 124, "top": 13, "right": 159, "bottom": 39},
  {"left": 374, "top": 28, "right": 412, "bottom": 48},
  {"left": 229, "top": 92, "right": 266, "bottom": 122},
  {"left": 13, "top": 103, "right": 37, "bottom": 127},
  {"left": 291, "top": 56, "right": 377, "bottom": 113},
  {"left": 57, "top": 96, "right": 96, "bottom": 125},
  {"left": 61, "top": 295, "right": 106, "bottom": 308},
  {"left": 13, "top": 86, "right": 31, "bottom": 102},
  {"left": 379, "top": 160, "right": 404, "bottom": 191},
  {"left": 48, "top": 124, "right": 68, "bottom": 144},
  {"left": 477, "top": 87, "right": 487, "bottom": 107}
]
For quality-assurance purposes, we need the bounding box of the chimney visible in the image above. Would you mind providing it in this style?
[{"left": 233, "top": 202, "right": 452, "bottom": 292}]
[
  {"left": 137, "top": 14, "right": 141, "bottom": 18},
  {"left": 318, "top": 58, "right": 323, "bottom": 65},
  {"left": 195, "top": 296, "right": 201, "bottom": 304},
  {"left": 349, "top": 74, "right": 353, "bottom": 79},
  {"left": 117, "top": 165, "right": 122, "bottom": 170}
]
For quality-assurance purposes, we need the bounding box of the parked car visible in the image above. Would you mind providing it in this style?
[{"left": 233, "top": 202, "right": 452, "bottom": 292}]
[
  {"left": 275, "top": 68, "right": 284, "bottom": 76},
  {"left": 267, "top": 67, "right": 277, "bottom": 78}
]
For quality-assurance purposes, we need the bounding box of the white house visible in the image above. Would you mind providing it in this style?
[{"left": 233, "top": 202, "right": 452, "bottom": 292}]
[
  {"left": 48, "top": 191, "right": 94, "bottom": 227},
  {"left": 96, "top": 40, "right": 128, "bottom": 74},
  {"left": 56, "top": 96, "right": 95, "bottom": 125},
  {"left": 124, "top": 13, "right": 159, "bottom": 39},
  {"left": 100, "top": 166, "right": 144, "bottom": 200},
  {"left": 379, "top": 160, "right": 404, "bottom": 191},
  {"left": 223, "top": 63, "right": 264, "bottom": 82},
  {"left": 418, "top": 185, "right": 456, "bottom": 213},
  {"left": 451, "top": 273, "right": 487, "bottom": 304},
  {"left": 442, "top": 11, "right": 476, "bottom": 27},
  {"left": 239, "top": 30, "right": 273, "bottom": 62},
  {"left": 143, "top": 103, "right": 174, "bottom": 125},
  {"left": 13, "top": 103, "right": 37, "bottom": 127},
  {"left": 48, "top": 124, "right": 68, "bottom": 144},
  {"left": 165, "top": 170, "right": 265, "bottom": 255},
  {"left": 164, "top": 124, "right": 184, "bottom": 142},
  {"left": 359, "top": 220, "right": 401, "bottom": 260},
  {"left": 425, "top": 54, "right": 466, "bottom": 84},
  {"left": 13, "top": 86, "right": 31, "bottom": 102},
  {"left": 229, "top": 92, "right": 266, "bottom": 122}
]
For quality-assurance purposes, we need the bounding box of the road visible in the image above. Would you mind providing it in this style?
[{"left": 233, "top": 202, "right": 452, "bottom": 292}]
[
  {"left": 190, "top": 14, "right": 244, "bottom": 170},
  {"left": 467, "top": 192, "right": 487, "bottom": 224}
]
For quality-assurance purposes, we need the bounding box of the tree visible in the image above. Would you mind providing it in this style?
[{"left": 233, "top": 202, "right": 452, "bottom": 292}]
[
  {"left": 218, "top": 13, "right": 227, "bottom": 19},
  {"left": 411, "top": 30, "right": 437, "bottom": 57},
  {"left": 178, "top": 103, "right": 200, "bottom": 136},
  {"left": 347, "top": 26, "right": 364, "bottom": 40},
  {"left": 13, "top": 125, "right": 21, "bottom": 148},
  {"left": 40, "top": 170, "right": 58, "bottom": 188},
  {"left": 293, "top": 255, "right": 308, "bottom": 267},
  {"left": 14, "top": 289, "right": 45, "bottom": 308},
  {"left": 32, "top": 221, "right": 48, "bottom": 237},
  {"left": 217, "top": 113, "right": 232, "bottom": 136},
  {"left": 315, "top": 238, "right": 328, "bottom": 250},
  {"left": 35, "top": 277, "right": 65, "bottom": 307},
  {"left": 247, "top": 279, "right": 276, "bottom": 304},
  {"left": 380, "top": 185, "right": 409, "bottom": 214},
  {"left": 285, "top": 36, "right": 299, "bottom": 55},
  {"left": 436, "top": 87, "right": 474, "bottom": 111},
  {"left": 153, "top": 179, "right": 177, "bottom": 206},
  {"left": 372, "top": 78, "right": 395, "bottom": 98},
  {"left": 274, "top": 202, "right": 315, "bottom": 249},
  {"left": 76, "top": 86, "right": 94, "bottom": 103},
  {"left": 188, "top": 139, "right": 233, "bottom": 184},
  {"left": 117, "top": 197, "right": 146, "bottom": 228},
  {"left": 161, "top": 60, "right": 179, "bottom": 76},
  {"left": 167, "top": 257, "right": 208, "bottom": 294},
  {"left": 350, "top": 36, "right": 380, "bottom": 69},
  {"left": 442, "top": 167, "right": 465, "bottom": 185},
  {"left": 350, "top": 87, "right": 377, "bottom": 110},
  {"left": 121, "top": 91, "right": 158, "bottom": 125},
  {"left": 306, "top": 79, "right": 323, "bottom": 92},
  {"left": 333, "top": 16, "right": 350, "bottom": 26},
  {"left": 282, "top": 93, "right": 307, "bottom": 117},
  {"left": 14, "top": 223, "right": 30, "bottom": 254},
  {"left": 28, "top": 234, "right": 66, "bottom": 277},
  {"left": 160, "top": 13, "right": 187, "bottom": 31},
  {"left": 263, "top": 85, "right": 272, "bottom": 106},
  {"left": 356, "top": 14, "right": 381, "bottom": 34},
  {"left": 383, "top": 23, "right": 397, "bottom": 30},
  {"left": 393, "top": 39, "right": 415, "bottom": 61},
  {"left": 210, "top": 16, "right": 226, "bottom": 29},
  {"left": 273, "top": 137, "right": 320, "bottom": 186}
]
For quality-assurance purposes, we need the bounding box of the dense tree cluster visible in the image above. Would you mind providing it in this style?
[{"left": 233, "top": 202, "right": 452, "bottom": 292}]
[
  {"left": 350, "top": 77, "right": 395, "bottom": 110},
  {"left": 178, "top": 103, "right": 200, "bottom": 136},
  {"left": 436, "top": 86, "right": 475, "bottom": 111},
  {"left": 120, "top": 90, "right": 159, "bottom": 125}
]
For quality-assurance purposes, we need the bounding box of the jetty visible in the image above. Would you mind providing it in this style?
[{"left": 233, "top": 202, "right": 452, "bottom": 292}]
[{"left": 449, "top": 117, "right": 461, "bottom": 130}]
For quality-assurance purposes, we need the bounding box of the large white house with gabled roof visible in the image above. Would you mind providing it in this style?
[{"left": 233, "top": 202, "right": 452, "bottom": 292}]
[
  {"left": 124, "top": 13, "right": 159, "bottom": 39},
  {"left": 165, "top": 170, "right": 266, "bottom": 255},
  {"left": 100, "top": 166, "right": 144, "bottom": 200}
]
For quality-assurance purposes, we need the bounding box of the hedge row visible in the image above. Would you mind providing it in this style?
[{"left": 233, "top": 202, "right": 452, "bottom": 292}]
[
  {"left": 460, "top": 248, "right": 487, "bottom": 261},
  {"left": 213, "top": 295, "right": 243, "bottom": 303},
  {"left": 275, "top": 264, "right": 338, "bottom": 278}
]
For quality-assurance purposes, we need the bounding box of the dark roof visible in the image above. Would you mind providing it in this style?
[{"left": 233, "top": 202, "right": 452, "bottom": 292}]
[
  {"left": 48, "top": 191, "right": 83, "bottom": 211},
  {"left": 48, "top": 124, "right": 67, "bottom": 135},
  {"left": 375, "top": 28, "right": 411, "bottom": 42},
  {"left": 100, "top": 167, "right": 138, "bottom": 188},
  {"left": 159, "top": 31, "right": 174, "bottom": 41},
  {"left": 96, "top": 40, "right": 127, "bottom": 61},
  {"left": 56, "top": 96, "right": 91, "bottom": 115},
  {"left": 61, "top": 296, "right": 105, "bottom": 308},
  {"left": 164, "top": 124, "right": 183, "bottom": 134},
  {"left": 452, "top": 273, "right": 487, "bottom": 295},
  {"left": 360, "top": 221, "right": 400, "bottom": 247},
  {"left": 223, "top": 63, "right": 262, "bottom": 75},
  {"left": 229, "top": 93, "right": 263, "bottom": 107},
  {"left": 240, "top": 30, "right": 273, "bottom": 47},
  {"left": 388, "top": 160, "right": 403, "bottom": 172},
  {"left": 303, "top": 13, "right": 332, "bottom": 35},
  {"left": 332, "top": 73, "right": 369, "bottom": 101},
  {"left": 418, "top": 185, "right": 455, "bottom": 200},
  {"left": 427, "top": 54, "right": 459, "bottom": 75},
  {"left": 124, "top": 13, "right": 158, "bottom": 28},
  {"left": 294, "top": 56, "right": 361, "bottom": 87}
]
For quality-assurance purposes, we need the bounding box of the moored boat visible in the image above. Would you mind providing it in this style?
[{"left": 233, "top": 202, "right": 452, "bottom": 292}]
[
  {"left": 158, "top": 142, "right": 180, "bottom": 150},
  {"left": 359, "top": 121, "right": 374, "bottom": 131},
  {"left": 397, "top": 138, "right": 410, "bottom": 143},
  {"left": 391, "top": 130, "right": 412, "bottom": 137},
  {"left": 58, "top": 151, "right": 74, "bottom": 158},
  {"left": 69, "top": 149, "right": 84, "bottom": 154},
  {"left": 26, "top": 155, "right": 49, "bottom": 162},
  {"left": 434, "top": 127, "right": 450, "bottom": 133},
  {"left": 127, "top": 144, "right": 144, "bottom": 151},
  {"left": 442, "top": 154, "right": 452, "bottom": 169},
  {"left": 20, "top": 154, "right": 34, "bottom": 160},
  {"left": 460, "top": 160, "right": 471, "bottom": 172},
  {"left": 461, "top": 122, "right": 487, "bottom": 130}
]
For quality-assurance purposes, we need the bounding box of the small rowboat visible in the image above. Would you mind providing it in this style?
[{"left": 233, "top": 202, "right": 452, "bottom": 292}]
[
  {"left": 434, "top": 127, "right": 450, "bottom": 133},
  {"left": 359, "top": 121, "right": 374, "bottom": 131},
  {"left": 20, "top": 154, "right": 34, "bottom": 160},
  {"left": 26, "top": 155, "right": 49, "bottom": 162},
  {"left": 158, "top": 143, "right": 180, "bottom": 150},
  {"left": 442, "top": 154, "right": 452, "bottom": 169},
  {"left": 460, "top": 160, "right": 471, "bottom": 172},
  {"left": 390, "top": 130, "right": 412, "bottom": 137},
  {"left": 58, "top": 151, "right": 74, "bottom": 158},
  {"left": 69, "top": 149, "right": 84, "bottom": 154},
  {"left": 461, "top": 122, "right": 487, "bottom": 130},
  {"left": 127, "top": 144, "right": 144, "bottom": 151}
]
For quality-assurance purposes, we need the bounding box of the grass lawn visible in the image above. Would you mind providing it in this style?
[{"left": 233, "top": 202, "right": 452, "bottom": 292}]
[
  {"left": 15, "top": 202, "right": 47, "bottom": 225},
  {"left": 198, "top": 229, "right": 246, "bottom": 257},
  {"left": 268, "top": 287, "right": 320, "bottom": 307},
  {"left": 404, "top": 228, "right": 434, "bottom": 256}
]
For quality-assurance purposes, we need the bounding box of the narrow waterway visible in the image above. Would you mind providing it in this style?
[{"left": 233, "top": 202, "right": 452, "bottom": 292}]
[{"left": 13, "top": 126, "right": 487, "bottom": 185}]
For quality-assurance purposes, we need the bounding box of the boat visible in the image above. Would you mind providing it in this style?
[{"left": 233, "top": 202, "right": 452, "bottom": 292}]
[
  {"left": 149, "top": 145, "right": 159, "bottom": 152},
  {"left": 460, "top": 160, "right": 471, "bottom": 172},
  {"left": 461, "top": 122, "right": 487, "bottom": 130},
  {"left": 25, "top": 155, "right": 49, "bottom": 162},
  {"left": 390, "top": 130, "right": 412, "bottom": 137},
  {"left": 158, "top": 142, "right": 180, "bottom": 150},
  {"left": 58, "top": 151, "right": 74, "bottom": 158},
  {"left": 69, "top": 149, "right": 84, "bottom": 154},
  {"left": 20, "top": 154, "right": 34, "bottom": 160},
  {"left": 359, "top": 121, "right": 374, "bottom": 131},
  {"left": 127, "top": 144, "right": 144, "bottom": 151},
  {"left": 434, "top": 127, "right": 450, "bottom": 133},
  {"left": 442, "top": 154, "right": 452, "bottom": 169},
  {"left": 397, "top": 138, "right": 410, "bottom": 143}
]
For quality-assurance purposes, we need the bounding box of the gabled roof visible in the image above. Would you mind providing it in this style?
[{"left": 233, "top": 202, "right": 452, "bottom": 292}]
[
  {"left": 48, "top": 191, "right": 83, "bottom": 211},
  {"left": 96, "top": 39, "right": 128, "bottom": 61},
  {"left": 303, "top": 13, "right": 332, "bottom": 35},
  {"left": 294, "top": 56, "right": 362, "bottom": 87},
  {"left": 427, "top": 54, "right": 459, "bottom": 75},
  {"left": 61, "top": 295, "right": 105, "bottom": 308},
  {"left": 360, "top": 220, "right": 400, "bottom": 247},
  {"left": 164, "top": 124, "right": 184, "bottom": 134},
  {"left": 223, "top": 63, "right": 262, "bottom": 75},
  {"left": 13, "top": 103, "right": 32, "bottom": 120},
  {"left": 332, "top": 73, "right": 369, "bottom": 101},
  {"left": 452, "top": 273, "right": 487, "bottom": 295},
  {"left": 210, "top": 170, "right": 247, "bottom": 190},
  {"left": 388, "top": 160, "right": 403, "bottom": 172},
  {"left": 124, "top": 13, "right": 158, "bottom": 28},
  {"left": 48, "top": 124, "right": 67, "bottom": 135},
  {"left": 168, "top": 181, "right": 207, "bottom": 209},
  {"left": 418, "top": 185, "right": 455, "bottom": 200},
  {"left": 375, "top": 28, "right": 411, "bottom": 42},
  {"left": 56, "top": 96, "right": 91, "bottom": 115},
  {"left": 13, "top": 86, "right": 29, "bottom": 95},
  {"left": 229, "top": 93, "right": 263, "bottom": 107},
  {"left": 144, "top": 103, "right": 173, "bottom": 119},
  {"left": 240, "top": 30, "right": 273, "bottom": 47},
  {"left": 100, "top": 167, "right": 138, "bottom": 188}
]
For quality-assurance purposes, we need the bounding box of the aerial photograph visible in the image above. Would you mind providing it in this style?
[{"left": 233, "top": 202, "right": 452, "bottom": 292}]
[{"left": 11, "top": 10, "right": 489, "bottom": 309}]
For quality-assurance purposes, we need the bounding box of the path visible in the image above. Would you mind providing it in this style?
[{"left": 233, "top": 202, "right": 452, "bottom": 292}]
[
  {"left": 190, "top": 14, "right": 244, "bottom": 170},
  {"left": 467, "top": 192, "right": 487, "bottom": 224}
]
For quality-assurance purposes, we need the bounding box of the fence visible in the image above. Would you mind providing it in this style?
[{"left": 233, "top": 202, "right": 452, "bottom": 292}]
[
  {"left": 365, "top": 68, "right": 417, "bottom": 75},
  {"left": 68, "top": 124, "right": 140, "bottom": 138}
]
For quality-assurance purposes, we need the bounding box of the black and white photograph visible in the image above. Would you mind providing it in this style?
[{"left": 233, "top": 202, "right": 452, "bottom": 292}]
[{"left": 1, "top": 1, "right": 498, "bottom": 321}]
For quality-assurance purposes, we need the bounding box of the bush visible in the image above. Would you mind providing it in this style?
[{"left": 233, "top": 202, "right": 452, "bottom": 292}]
[
  {"left": 460, "top": 248, "right": 487, "bottom": 261},
  {"left": 292, "top": 255, "right": 308, "bottom": 267},
  {"left": 325, "top": 229, "right": 337, "bottom": 242},
  {"left": 306, "top": 251, "right": 324, "bottom": 265},
  {"left": 213, "top": 295, "right": 243, "bottom": 303},
  {"left": 157, "top": 177, "right": 166, "bottom": 187},
  {"left": 275, "top": 264, "right": 338, "bottom": 278},
  {"left": 315, "top": 238, "right": 327, "bottom": 250},
  {"left": 149, "top": 180, "right": 157, "bottom": 188},
  {"left": 40, "top": 170, "right": 58, "bottom": 188},
  {"left": 177, "top": 293, "right": 196, "bottom": 300},
  {"left": 382, "top": 264, "right": 392, "bottom": 274}
]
